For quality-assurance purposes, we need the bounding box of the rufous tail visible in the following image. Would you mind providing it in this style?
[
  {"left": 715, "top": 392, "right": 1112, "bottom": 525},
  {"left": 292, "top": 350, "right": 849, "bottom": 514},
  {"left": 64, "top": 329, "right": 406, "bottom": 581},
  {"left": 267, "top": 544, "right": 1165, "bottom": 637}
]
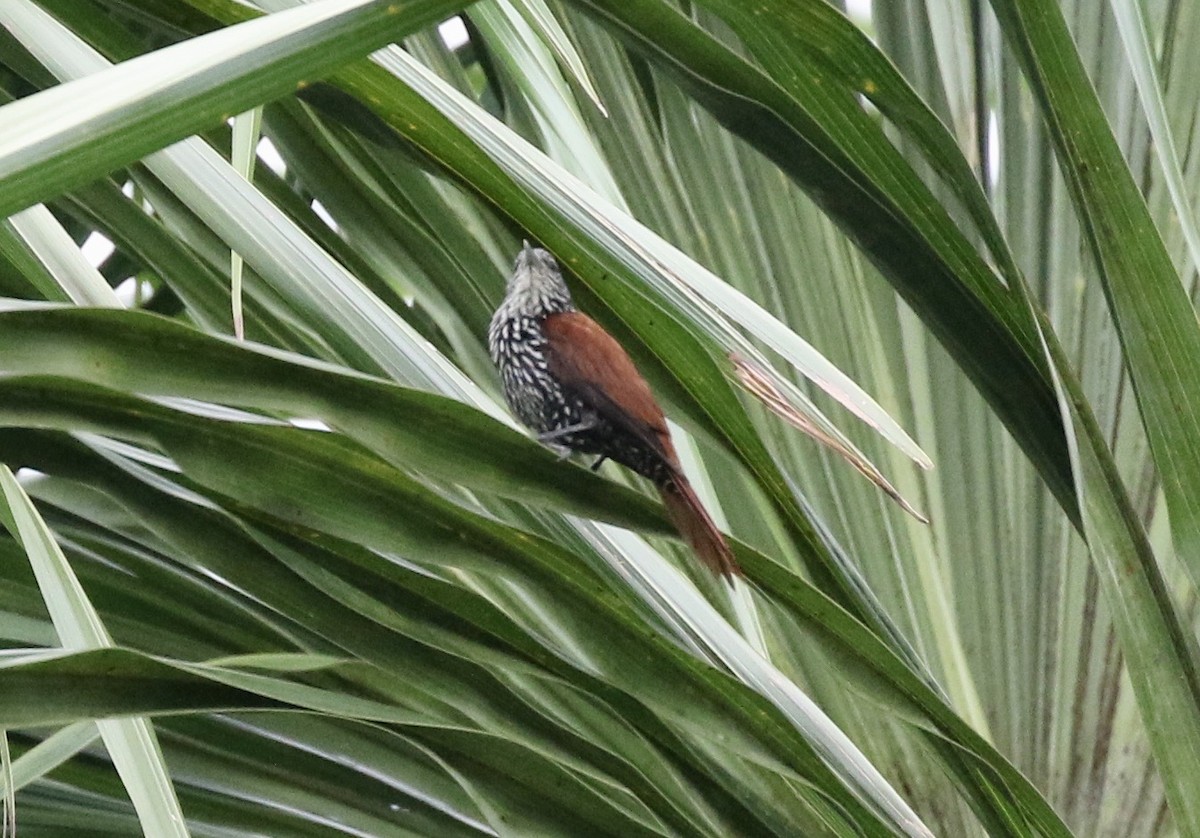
[{"left": 659, "top": 475, "right": 742, "bottom": 577}]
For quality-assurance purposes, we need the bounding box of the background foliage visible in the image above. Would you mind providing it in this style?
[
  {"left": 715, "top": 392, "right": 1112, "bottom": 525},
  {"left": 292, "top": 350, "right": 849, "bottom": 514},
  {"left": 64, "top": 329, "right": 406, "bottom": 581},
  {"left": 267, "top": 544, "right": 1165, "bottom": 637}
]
[{"left": 1, "top": 0, "right": 1198, "bottom": 835}]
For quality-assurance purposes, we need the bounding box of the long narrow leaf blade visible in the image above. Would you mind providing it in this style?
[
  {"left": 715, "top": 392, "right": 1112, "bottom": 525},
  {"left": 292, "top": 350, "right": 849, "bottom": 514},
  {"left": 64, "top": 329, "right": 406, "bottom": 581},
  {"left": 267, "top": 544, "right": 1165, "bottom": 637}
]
[
  {"left": 0, "top": 0, "right": 465, "bottom": 218},
  {"left": 0, "top": 468, "right": 190, "bottom": 838},
  {"left": 987, "top": 0, "right": 1200, "bottom": 599}
]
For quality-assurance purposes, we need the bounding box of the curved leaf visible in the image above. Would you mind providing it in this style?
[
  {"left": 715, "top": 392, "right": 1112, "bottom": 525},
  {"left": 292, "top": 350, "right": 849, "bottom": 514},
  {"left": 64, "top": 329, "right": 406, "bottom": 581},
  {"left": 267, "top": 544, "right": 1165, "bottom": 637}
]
[
  {"left": 0, "top": 0, "right": 467, "bottom": 218},
  {"left": 0, "top": 305, "right": 667, "bottom": 534}
]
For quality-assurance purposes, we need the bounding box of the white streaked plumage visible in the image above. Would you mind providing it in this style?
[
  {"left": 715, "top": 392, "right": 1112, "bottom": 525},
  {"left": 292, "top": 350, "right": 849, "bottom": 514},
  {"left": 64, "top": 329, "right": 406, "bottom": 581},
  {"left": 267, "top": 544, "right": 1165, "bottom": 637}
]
[{"left": 488, "top": 243, "right": 588, "bottom": 438}]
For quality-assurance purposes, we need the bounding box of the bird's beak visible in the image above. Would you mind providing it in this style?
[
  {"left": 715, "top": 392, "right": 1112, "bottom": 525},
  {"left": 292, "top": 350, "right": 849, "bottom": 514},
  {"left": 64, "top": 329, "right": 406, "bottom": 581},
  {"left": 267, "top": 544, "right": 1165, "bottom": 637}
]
[
  {"left": 515, "top": 239, "right": 540, "bottom": 271},
  {"left": 511, "top": 240, "right": 536, "bottom": 281}
]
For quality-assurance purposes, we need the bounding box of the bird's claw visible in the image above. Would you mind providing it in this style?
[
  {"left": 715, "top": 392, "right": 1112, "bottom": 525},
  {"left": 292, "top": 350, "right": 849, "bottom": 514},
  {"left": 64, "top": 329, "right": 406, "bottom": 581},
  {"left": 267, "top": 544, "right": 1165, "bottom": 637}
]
[{"left": 537, "top": 419, "right": 597, "bottom": 444}]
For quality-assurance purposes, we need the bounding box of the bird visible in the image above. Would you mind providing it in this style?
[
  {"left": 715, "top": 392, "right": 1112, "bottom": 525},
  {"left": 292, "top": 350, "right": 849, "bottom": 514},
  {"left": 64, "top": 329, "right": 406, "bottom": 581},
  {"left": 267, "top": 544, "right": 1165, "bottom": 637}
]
[{"left": 488, "top": 242, "right": 741, "bottom": 577}]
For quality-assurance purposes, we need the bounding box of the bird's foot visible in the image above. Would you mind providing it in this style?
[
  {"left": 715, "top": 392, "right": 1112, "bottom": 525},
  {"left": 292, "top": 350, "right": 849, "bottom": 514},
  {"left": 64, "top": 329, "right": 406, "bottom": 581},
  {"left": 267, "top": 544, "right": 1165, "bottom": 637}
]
[{"left": 537, "top": 420, "right": 597, "bottom": 444}]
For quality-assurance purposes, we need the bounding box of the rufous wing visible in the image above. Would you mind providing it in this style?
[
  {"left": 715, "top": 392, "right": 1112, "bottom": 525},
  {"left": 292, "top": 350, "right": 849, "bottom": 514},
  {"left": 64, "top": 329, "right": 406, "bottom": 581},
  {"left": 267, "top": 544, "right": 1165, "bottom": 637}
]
[
  {"left": 543, "top": 311, "right": 742, "bottom": 577},
  {"left": 542, "top": 311, "right": 676, "bottom": 463}
]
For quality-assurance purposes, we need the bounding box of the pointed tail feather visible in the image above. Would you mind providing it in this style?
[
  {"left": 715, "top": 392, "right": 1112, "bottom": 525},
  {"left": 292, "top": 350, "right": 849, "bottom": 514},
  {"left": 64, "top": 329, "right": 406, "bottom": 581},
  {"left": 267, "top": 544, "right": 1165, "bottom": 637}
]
[{"left": 659, "top": 475, "right": 742, "bottom": 577}]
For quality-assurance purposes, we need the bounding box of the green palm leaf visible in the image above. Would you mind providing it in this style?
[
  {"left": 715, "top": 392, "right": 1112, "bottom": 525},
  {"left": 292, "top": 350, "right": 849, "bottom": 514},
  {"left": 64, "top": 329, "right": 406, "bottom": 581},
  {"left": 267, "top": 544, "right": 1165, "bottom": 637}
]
[{"left": 2, "top": 0, "right": 1198, "bottom": 834}]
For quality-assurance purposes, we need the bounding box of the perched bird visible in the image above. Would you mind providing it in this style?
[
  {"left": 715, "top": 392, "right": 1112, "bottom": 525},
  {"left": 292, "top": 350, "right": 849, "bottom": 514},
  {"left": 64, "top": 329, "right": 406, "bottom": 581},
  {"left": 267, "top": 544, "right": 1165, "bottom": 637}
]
[{"left": 488, "top": 242, "right": 741, "bottom": 577}]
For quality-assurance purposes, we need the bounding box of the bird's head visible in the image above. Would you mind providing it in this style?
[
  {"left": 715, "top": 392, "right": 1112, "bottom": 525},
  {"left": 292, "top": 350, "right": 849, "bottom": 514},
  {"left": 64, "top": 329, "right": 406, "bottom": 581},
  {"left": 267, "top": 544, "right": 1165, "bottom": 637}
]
[{"left": 504, "top": 241, "right": 574, "bottom": 315}]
